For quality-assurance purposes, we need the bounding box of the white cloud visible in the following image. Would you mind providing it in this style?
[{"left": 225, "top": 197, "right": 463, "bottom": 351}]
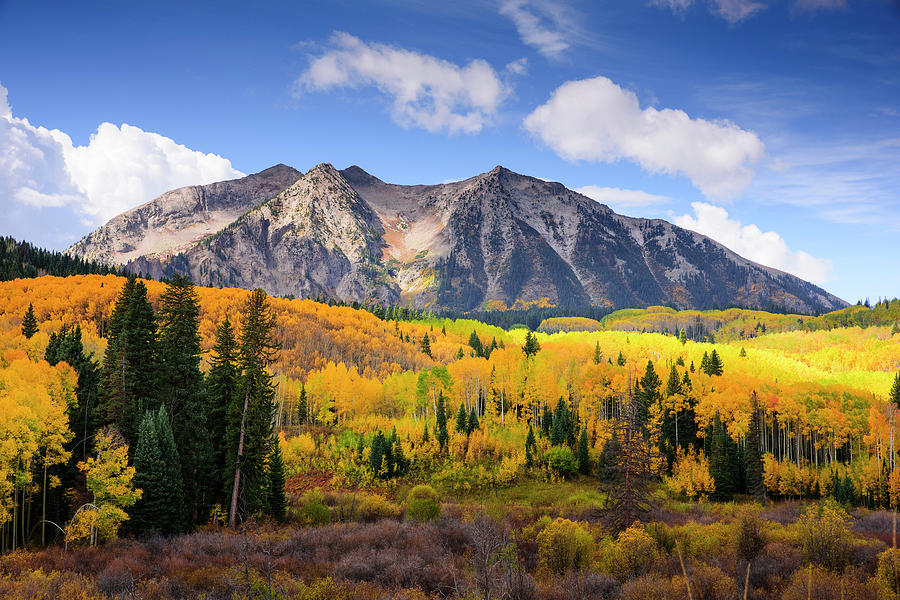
[
  {"left": 505, "top": 57, "right": 529, "bottom": 75},
  {"left": 499, "top": 0, "right": 571, "bottom": 59},
  {"left": 652, "top": 0, "right": 766, "bottom": 22},
  {"left": 674, "top": 202, "right": 832, "bottom": 284},
  {"left": 575, "top": 185, "right": 671, "bottom": 212},
  {"left": 297, "top": 32, "right": 509, "bottom": 135},
  {"left": 1, "top": 83, "right": 243, "bottom": 226},
  {"left": 524, "top": 76, "right": 765, "bottom": 199},
  {"left": 711, "top": 0, "right": 766, "bottom": 22}
]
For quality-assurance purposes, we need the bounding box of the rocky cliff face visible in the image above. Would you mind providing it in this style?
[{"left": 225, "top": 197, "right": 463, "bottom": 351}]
[
  {"left": 70, "top": 163, "right": 847, "bottom": 314},
  {"left": 67, "top": 164, "right": 301, "bottom": 265}
]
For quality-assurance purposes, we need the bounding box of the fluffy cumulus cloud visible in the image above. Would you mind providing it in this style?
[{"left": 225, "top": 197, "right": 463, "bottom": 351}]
[
  {"left": 524, "top": 76, "right": 765, "bottom": 199},
  {"left": 298, "top": 32, "right": 509, "bottom": 135},
  {"left": 575, "top": 185, "right": 670, "bottom": 212},
  {"left": 0, "top": 83, "right": 243, "bottom": 226},
  {"left": 674, "top": 202, "right": 832, "bottom": 284},
  {"left": 499, "top": 0, "right": 571, "bottom": 59}
]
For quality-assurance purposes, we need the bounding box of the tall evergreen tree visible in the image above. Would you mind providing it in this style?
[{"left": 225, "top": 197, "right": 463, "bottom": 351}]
[
  {"left": 601, "top": 396, "right": 653, "bottom": 532},
  {"left": 468, "top": 330, "right": 484, "bottom": 357},
  {"left": 616, "top": 351, "right": 626, "bottom": 366},
  {"left": 157, "top": 274, "right": 209, "bottom": 525},
  {"left": 420, "top": 333, "right": 432, "bottom": 358},
  {"left": 890, "top": 372, "right": 900, "bottom": 408},
  {"left": 522, "top": 331, "right": 541, "bottom": 358},
  {"left": 525, "top": 425, "right": 536, "bottom": 468},
  {"left": 707, "top": 413, "right": 736, "bottom": 500},
  {"left": 227, "top": 289, "right": 279, "bottom": 526},
  {"left": 707, "top": 349, "right": 724, "bottom": 376},
  {"left": 21, "top": 302, "right": 38, "bottom": 338},
  {"left": 205, "top": 317, "right": 240, "bottom": 506},
  {"left": 98, "top": 277, "right": 157, "bottom": 447},
  {"left": 746, "top": 391, "right": 765, "bottom": 500},
  {"left": 592, "top": 342, "right": 602, "bottom": 365},
  {"left": 130, "top": 407, "right": 185, "bottom": 535},
  {"left": 637, "top": 360, "right": 661, "bottom": 425},
  {"left": 296, "top": 383, "right": 308, "bottom": 425},
  {"left": 455, "top": 403, "right": 468, "bottom": 433},
  {"left": 467, "top": 406, "right": 479, "bottom": 433},
  {"left": 435, "top": 392, "right": 449, "bottom": 451},
  {"left": 577, "top": 428, "right": 590, "bottom": 475},
  {"left": 266, "top": 442, "right": 287, "bottom": 522},
  {"left": 596, "top": 431, "right": 621, "bottom": 482}
]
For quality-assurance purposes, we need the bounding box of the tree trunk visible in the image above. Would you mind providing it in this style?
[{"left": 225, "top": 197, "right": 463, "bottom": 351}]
[{"left": 229, "top": 390, "right": 251, "bottom": 528}]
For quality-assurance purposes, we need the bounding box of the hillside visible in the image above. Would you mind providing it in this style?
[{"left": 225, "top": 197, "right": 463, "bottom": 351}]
[{"left": 68, "top": 163, "right": 847, "bottom": 314}]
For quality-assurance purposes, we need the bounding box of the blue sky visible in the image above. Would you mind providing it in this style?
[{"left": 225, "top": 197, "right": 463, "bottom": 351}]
[{"left": 1, "top": 0, "right": 898, "bottom": 303}]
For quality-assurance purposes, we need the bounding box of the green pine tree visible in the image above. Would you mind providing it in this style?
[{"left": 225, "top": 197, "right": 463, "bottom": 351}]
[
  {"left": 21, "top": 302, "right": 38, "bottom": 338},
  {"left": 707, "top": 413, "right": 735, "bottom": 501},
  {"left": 435, "top": 392, "right": 449, "bottom": 451},
  {"left": 593, "top": 341, "right": 602, "bottom": 365},
  {"left": 468, "top": 330, "right": 484, "bottom": 357},
  {"left": 745, "top": 391, "right": 765, "bottom": 500},
  {"left": 455, "top": 403, "right": 468, "bottom": 433},
  {"left": 596, "top": 432, "right": 620, "bottom": 482},
  {"left": 577, "top": 428, "right": 590, "bottom": 475},
  {"left": 157, "top": 274, "right": 209, "bottom": 526},
  {"left": 420, "top": 333, "right": 432, "bottom": 358},
  {"left": 131, "top": 407, "right": 185, "bottom": 535},
  {"left": 616, "top": 351, "right": 626, "bottom": 366},
  {"left": 226, "top": 289, "right": 280, "bottom": 526},
  {"left": 266, "top": 442, "right": 287, "bottom": 521},
  {"left": 205, "top": 317, "right": 240, "bottom": 506},
  {"left": 678, "top": 329, "right": 687, "bottom": 345},
  {"left": 467, "top": 407, "right": 479, "bottom": 433},
  {"left": 890, "top": 372, "right": 900, "bottom": 408},
  {"left": 296, "top": 383, "right": 308, "bottom": 425},
  {"left": 456, "top": 347, "right": 465, "bottom": 360},
  {"left": 525, "top": 425, "right": 536, "bottom": 468},
  {"left": 522, "top": 331, "right": 541, "bottom": 358}
]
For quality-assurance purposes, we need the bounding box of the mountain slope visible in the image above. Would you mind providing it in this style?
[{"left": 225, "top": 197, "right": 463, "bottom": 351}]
[
  {"left": 67, "top": 164, "right": 301, "bottom": 265},
  {"left": 69, "top": 163, "right": 847, "bottom": 314}
]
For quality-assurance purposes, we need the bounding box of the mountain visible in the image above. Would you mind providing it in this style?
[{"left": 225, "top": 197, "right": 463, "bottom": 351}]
[
  {"left": 68, "top": 163, "right": 847, "bottom": 314},
  {"left": 67, "top": 164, "right": 302, "bottom": 265}
]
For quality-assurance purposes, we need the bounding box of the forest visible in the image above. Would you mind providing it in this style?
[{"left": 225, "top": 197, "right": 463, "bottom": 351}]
[{"left": 1, "top": 273, "right": 900, "bottom": 599}]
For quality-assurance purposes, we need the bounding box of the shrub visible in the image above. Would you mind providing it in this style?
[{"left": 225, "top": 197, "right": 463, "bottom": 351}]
[
  {"left": 621, "top": 574, "right": 686, "bottom": 600},
  {"left": 355, "top": 493, "right": 402, "bottom": 522},
  {"left": 876, "top": 548, "right": 900, "bottom": 599},
  {"left": 406, "top": 485, "right": 441, "bottom": 521},
  {"left": 689, "top": 564, "right": 738, "bottom": 600},
  {"left": 536, "top": 518, "right": 594, "bottom": 575},
  {"left": 780, "top": 565, "right": 878, "bottom": 600},
  {"left": 297, "top": 488, "right": 331, "bottom": 525},
  {"left": 796, "top": 499, "right": 853, "bottom": 571},
  {"left": 645, "top": 521, "right": 675, "bottom": 555},
  {"left": 602, "top": 522, "right": 659, "bottom": 581},
  {"left": 545, "top": 446, "right": 578, "bottom": 477},
  {"left": 735, "top": 512, "right": 766, "bottom": 562}
]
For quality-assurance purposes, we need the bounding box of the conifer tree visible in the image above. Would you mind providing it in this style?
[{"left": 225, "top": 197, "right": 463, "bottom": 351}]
[
  {"left": 890, "top": 372, "right": 900, "bottom": 408},
  {"left": 456, "top": 347, "right": 465, "bottom": 360},
  {"left": 522, "top": 331, "right": 541, "bottom": 358},
  {"left": 665, "top": 365, "right": 682, "bottom": 397},
  {"left": 296, "top": 383, "right": 308, "bottom": 425},
  {"left": 435, "top": 392, "right": 449, "bottom": 451},
  {"left": 892, "top": 322, "right": 900, "bottom": 336},
  {"left": 227, "top": 289, "right": 279, "bottom": 526},
  {"left": 157, "top": 274, "right": 209, "bottom": 525},
  {"left": 266, "top": 442, "right": 287, "bottom": 521},
  {"left": 21, "top": 302, "right": 38, "bottom": 338},
  {"left": 707, "top": 413, "right": 735, "bottom": 500},
  {"left": 678, "top": 328, "right": 687, "bottom": 345},
  {"left": 205, "top": 317, "right": 240, "bottom": 505},
  {"left": 706, "top": 349, "right": 724, "bottom": 376},
  {"left": 420, "top": 333, "right": 432, "bottom": 358},
  {"left": 593, "top": 341, "right": 602, "bottom": 365},
  {"left": 746, "top": 391, "right": 765, "bottom": 500},
  {"left": 637, "top": 360, "right": 661, "bottom": 425},
  {"left": 468, "top": 330, "right": 484, "bottom": 357},
  {"left": 616, "top": 351, "right": 626, "bottom": 366},
  {"left": 596, "top": 431, "right": 620, "bottom": 482},
  {"left": 131, "top": 407, "right": 185, "bottom": 535},
  {"left": 98, "top": 277, "right": 157, "bottom": 447},
  {"left": 525, "top": 425, "right": 536, "bottom": 468},
  {"left": 467, "top": 406, "right": 479, "bottom": 432},
  {"left": 422, "top": 421, "right": 430, "bottom": 443},
  {"left": 541, "top": 406, "right": 553, "bottom": 438},
  {"left": 577, "top": 428, "right": 590, "bottom": 475},
  {"left": 455, "top": 403, "right": 468, "bottom": 433}
]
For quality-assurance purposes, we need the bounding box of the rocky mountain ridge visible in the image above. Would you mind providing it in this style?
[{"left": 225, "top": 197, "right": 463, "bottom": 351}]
[{"left": 68, "top": 163, "right": 848, "bottom": 314}]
